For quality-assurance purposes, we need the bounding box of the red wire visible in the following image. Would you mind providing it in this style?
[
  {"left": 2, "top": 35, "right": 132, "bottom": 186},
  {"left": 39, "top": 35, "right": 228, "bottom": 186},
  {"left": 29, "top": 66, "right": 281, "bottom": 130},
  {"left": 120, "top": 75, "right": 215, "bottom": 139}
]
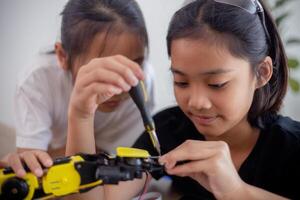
[{"left": 138, "top": 173, "right": 151, "bottom": 200}]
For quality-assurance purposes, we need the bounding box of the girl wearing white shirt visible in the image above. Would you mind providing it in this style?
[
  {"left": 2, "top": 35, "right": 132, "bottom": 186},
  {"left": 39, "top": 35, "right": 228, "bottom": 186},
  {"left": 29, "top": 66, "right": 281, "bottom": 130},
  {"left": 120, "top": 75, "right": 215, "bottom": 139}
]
[{"left": 4, "top": 0, "right": 155, "bottom": 177}]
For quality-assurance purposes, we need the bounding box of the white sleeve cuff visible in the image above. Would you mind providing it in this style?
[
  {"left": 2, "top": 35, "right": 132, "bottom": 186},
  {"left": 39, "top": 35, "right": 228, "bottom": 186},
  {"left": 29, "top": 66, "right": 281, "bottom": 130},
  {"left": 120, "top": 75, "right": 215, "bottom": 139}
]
[{"left": 16, "top": 136, "right": 49, "bottom": 151}]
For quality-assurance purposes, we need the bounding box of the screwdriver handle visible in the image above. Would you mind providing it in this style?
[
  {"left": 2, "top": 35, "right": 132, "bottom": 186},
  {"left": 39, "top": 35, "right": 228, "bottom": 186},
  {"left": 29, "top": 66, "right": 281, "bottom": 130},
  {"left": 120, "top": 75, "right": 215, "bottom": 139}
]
[{"left": 129, "top": 81, "right": 154, "bottom": 130}]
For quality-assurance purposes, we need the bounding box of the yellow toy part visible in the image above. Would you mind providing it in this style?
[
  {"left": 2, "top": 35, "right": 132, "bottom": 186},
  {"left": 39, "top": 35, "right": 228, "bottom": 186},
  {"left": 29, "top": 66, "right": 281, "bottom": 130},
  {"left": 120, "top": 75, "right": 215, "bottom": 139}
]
[
  {"left": 116, "top": 147, "right": 150, "bottom": 158},
  {"left": 0, "top": 170, "right": 38, "bottom": 200},
  {"left": 42, "top": 155, "right": 84, "bottom": 196},
  {"left": 1, "top": 147, "right": 160, "bottom": 199}
]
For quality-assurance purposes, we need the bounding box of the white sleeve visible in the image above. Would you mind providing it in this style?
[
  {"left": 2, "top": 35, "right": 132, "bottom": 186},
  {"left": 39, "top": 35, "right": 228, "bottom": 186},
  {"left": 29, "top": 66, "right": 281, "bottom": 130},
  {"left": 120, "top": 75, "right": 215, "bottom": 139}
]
[{"left": 14, "top": 76, "right": 53, "bottom": 151}]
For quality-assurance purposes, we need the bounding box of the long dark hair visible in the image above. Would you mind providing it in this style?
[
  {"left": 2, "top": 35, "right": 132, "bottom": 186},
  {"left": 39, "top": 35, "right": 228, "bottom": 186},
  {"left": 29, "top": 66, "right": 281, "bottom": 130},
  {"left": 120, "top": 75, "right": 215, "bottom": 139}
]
[
  {"left": 167, "top": 0, "right": 288, "bottom": 128},
  {"left": 60, "top": 0, "right": 148, "bottom": 67}
]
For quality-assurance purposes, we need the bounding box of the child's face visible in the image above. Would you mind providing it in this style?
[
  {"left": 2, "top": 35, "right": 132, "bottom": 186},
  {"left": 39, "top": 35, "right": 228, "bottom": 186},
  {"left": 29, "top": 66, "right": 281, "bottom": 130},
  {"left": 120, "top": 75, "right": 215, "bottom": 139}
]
[
  {"left": 72, "top": 32, "right": 145, "bottom": 113},
  {"left": 171, "top": 38, "right": 258, "bottom": 138}
]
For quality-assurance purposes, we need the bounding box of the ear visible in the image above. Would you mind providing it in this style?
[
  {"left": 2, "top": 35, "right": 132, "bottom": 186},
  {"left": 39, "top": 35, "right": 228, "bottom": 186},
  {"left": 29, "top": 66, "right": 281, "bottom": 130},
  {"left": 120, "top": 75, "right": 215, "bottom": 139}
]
[
  {"left": 55, "top": 42, "right": 69, "bottom": 71},
  {"left": 255, "top": 56, "right": 273, "bottom": 89}
]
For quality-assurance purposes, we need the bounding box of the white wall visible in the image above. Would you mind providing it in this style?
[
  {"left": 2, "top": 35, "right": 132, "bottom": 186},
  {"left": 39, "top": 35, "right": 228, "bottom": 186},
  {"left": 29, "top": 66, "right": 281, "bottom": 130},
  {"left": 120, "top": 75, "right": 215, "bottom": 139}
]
[
  {"left": 0, "top": 0, "right": 68, "bottom": 126},
  {"left": 0, "top": 0, "right": 183, "bottom": 127},
  {"left": 137, "top": 0, "right": 183, "bottom": 111},
  {"left": 279, "top": 0, "right": 300, "bottom": 120},
  {"left": 0, "top": 0, "right": 299, "bottom": 127}
]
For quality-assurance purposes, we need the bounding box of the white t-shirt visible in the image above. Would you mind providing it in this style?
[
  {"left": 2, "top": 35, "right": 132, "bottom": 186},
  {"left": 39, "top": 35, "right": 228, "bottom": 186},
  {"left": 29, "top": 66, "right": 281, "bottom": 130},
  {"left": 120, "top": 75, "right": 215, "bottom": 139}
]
[{"left": 14, "top": 49, "right": 155, "bottom": 153}]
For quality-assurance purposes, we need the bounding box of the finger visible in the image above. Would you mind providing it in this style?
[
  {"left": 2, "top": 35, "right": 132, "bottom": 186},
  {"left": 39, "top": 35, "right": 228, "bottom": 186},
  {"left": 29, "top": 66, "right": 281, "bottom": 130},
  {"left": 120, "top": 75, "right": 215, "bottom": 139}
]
[
  {"left": 34, "top": 151, "right": 53, "bottom": 167},
  {"left": 21, "top": 153, "right": 43, "bottom": 177},
  {"left": 173, "top": 172, "right": 189, "bottom": 177},
  {"left": 173, "top": 140, "right": 221, "bottom": 151},
  {"left": 113, "top": 55, "right": 145, "bottom": 80},
  {"left": 82, "top": 82, "right": 123, "bottom": 105},
  {"left": 166, "top": 159, "right": 208, "bottom": 175},
  {"left": 81, "top": 56, "right": 143, "bottom": 84},
  {"left": 159, "top": 140, "right": 218, "bottom": 169},
  {"left": 101, "top": 59, "right": 140, "bottom": 86},
  {"left": 160, "top": 140, "right": 215, "bottom": 165},
  {"left": 8, "top": 154, "right": 26, "bottom": 178},
  {"left": 79, "top": 68, "right": 133, "bottom": 92}
]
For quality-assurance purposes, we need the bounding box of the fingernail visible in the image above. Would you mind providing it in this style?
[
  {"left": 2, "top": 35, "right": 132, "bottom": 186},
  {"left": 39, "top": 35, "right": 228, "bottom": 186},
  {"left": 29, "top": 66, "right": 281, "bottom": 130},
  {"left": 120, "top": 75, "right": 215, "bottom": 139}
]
[
  {"left": 17, "top": 169, "right": 26, "bottom": 177},
  {"left": 125, "top": 84, "right": 131, "bottom": 91},
  {"left": 131, "top": 76, "right": 139, "bottom": 86},
  {"left": 35, "top": 169, "right": 43, "bottom": 177},
  {"left": 115, "top": 88, "right": 122, "bottom": 94},
  {"left": 161, "top": 160, "right": 171, "bottom": 169},
  {"left": 45, "top": 159, "right": 53, "bottom": 167},
  {"left": 138, "top": 71, "right": 145, "bottom": 80},
  {"left": 159, "top": 160, "right": 165, "bottom": 165},
  {"left": 158, "top": 157, "right": 165, "bottom": 164}
]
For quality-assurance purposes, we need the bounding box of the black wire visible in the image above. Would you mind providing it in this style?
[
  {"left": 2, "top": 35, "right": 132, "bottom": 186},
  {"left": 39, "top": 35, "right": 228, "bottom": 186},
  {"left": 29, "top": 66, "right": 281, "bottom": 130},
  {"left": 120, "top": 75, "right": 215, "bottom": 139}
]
[{"left": 138, "top": 172, "right": 149, "bottom": 200}]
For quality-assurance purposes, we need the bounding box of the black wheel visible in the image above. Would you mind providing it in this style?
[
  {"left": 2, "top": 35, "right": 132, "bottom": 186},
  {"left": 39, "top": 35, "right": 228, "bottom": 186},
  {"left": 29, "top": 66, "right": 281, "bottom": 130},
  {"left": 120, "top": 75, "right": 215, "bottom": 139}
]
[{"left": 1, "top": 177, "right": 29, "bottom": 200}]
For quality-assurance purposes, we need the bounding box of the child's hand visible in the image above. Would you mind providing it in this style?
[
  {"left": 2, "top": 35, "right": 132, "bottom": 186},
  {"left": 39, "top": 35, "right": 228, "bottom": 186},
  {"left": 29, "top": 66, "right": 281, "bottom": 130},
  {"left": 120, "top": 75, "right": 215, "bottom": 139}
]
[
  {"left": 69, "top": 55, "right": 144, "bottom": 119},
  {"left": 159, "top": 140, "right": 246, "bottom": 199},
  {"left": 2, "top": 150, "right": 53, "bottom": 178}
]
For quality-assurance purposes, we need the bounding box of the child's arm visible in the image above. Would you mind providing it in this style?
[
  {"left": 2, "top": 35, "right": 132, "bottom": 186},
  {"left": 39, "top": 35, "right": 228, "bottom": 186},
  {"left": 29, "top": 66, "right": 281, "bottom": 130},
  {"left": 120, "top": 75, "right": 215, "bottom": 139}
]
[
  {"left": 66, "top": 112, "right": 149, "bottom": 200},
  {"left": 224, "top": 183, "right": 289, "bottom": 200},
  {"left": 160, "top": 140, "right": 288, "bottom": 200},
  {"left": 65, "top": 55, "right": 146, "bottom": 200},
  {"left": 66, "top": 54, "right": 144, "bottom": 154},
  {"left": 63, "top": 175, "right": 147, "bottom": 200}
]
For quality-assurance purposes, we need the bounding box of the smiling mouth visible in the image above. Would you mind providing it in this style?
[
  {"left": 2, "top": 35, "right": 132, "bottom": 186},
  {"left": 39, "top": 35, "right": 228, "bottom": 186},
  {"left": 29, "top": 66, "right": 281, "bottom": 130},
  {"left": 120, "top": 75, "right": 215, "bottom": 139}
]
[{"left": 189, "top": 113, "right": 218, "bottom": 126}]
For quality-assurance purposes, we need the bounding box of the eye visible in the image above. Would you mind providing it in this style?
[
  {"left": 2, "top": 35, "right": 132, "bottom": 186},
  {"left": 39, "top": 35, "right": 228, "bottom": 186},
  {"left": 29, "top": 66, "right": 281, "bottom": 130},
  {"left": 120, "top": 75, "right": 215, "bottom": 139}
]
[
  {"left": 174, "top": 81, "right": 189, "bottom": 88},
  {"left": 208, "top": 82, "right": 228, "bottom": 89}
]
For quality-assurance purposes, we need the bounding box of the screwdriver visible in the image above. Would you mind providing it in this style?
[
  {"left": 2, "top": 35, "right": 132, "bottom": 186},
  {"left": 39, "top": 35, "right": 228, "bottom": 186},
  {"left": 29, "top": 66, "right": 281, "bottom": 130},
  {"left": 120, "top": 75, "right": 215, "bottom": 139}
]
[{"left": 129, "top": 81, "right": 162, "bottom": 156}]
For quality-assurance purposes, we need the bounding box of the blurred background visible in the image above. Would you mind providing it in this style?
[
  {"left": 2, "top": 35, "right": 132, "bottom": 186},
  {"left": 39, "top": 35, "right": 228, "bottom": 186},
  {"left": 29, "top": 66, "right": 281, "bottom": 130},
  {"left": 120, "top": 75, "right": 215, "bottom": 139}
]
[{"left": 0, "top": 0, "right": 299, "bottom": 158}]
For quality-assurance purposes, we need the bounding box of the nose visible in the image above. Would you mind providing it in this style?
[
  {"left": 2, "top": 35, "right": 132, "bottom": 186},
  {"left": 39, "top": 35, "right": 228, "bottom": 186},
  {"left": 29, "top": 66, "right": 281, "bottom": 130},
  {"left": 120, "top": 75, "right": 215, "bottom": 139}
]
[{"left": 187, "top": 87, "right": 212, "bottom": 111}]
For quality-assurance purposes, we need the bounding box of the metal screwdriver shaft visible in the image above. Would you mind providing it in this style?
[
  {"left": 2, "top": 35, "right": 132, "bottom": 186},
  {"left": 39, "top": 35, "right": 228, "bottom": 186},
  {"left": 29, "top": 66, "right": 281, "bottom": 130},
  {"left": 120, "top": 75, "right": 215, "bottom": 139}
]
[{"left": 129, "top": 81, "right": 161, "bottom": 155}]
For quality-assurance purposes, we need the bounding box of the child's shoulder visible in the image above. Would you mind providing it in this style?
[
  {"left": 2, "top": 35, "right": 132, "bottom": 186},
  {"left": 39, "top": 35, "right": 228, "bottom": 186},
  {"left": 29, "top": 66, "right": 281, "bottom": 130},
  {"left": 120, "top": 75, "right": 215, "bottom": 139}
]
[
  {"left": 265, "top": 115, "right": 300, "bottom": 145},
  {"left": 17, "top": 49, "right": 64, "bottom": 88}
]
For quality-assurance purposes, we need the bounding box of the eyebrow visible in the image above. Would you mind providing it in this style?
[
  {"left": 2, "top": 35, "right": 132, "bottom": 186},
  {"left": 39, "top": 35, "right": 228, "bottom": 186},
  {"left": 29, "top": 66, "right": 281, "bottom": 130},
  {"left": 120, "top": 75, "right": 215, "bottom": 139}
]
[{"left": 170, "top": 66, "right": 234, "bottom": 76}]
